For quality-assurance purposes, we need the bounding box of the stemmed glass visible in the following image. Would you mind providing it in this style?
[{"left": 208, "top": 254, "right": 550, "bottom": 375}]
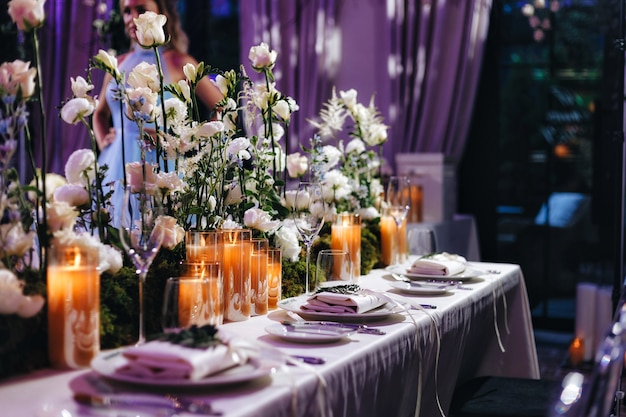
[
  {"left": 386, "top": 176, "right": 411, "bottom": 265},
  {"left": 119, "top": 184, "right": 165, "bottom": 345},
  {"left": 292, "top": 182, "right": 326, "bottom": 295}
]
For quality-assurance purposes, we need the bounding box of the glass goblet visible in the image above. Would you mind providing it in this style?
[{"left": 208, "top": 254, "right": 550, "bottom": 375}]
[
  {"left": 292, "top": 182, "right": 326, "bottom": 295},
  {"left": 118, "top": 185, "right": 165, "bottom": 345},
  {"left": 386, "top": 176, "right": 411, "bottom": 265}
]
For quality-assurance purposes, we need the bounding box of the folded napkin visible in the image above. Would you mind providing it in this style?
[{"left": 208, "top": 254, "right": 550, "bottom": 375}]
[
  {"left": 301, "top": 291, "right": 386, "bottom": 314},
  {"left": 407, "top": 252, "right": 467, "bottom": 276},
  {"left": 115, "top": 339, "right": 248, "bottom": 380}
]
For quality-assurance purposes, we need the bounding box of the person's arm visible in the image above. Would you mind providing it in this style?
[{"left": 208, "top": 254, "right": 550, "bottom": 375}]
[
  {"left": 166, "top": 51, "right": 224, "bottom": 114},
  {"left": 93, "top": 73, "right": 116, "bottom": 152}
]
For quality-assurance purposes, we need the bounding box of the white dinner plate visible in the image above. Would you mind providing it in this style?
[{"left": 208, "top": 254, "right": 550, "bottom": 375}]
[
  {"left": 386, "top": 265, "right": 485, "bottom": 281},
  {"left": 388, "top": 281, "right": 454, "bottom": 295},
  {"left": 278, "top": 295, "right": 404, "bottom": 322},
  {"left": 90, "top": 348, "right": 274, "bottom": 387},
  {"left": 265, "top": 323, "right": 355, "bottom": 343}
]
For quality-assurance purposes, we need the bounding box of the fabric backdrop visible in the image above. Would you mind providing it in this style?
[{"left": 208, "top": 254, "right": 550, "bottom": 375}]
[{"left": 239, "top": 0, "right": 492, "bottom": 170}]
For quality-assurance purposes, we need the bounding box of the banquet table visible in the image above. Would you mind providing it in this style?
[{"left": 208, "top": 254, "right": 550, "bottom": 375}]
[{"left": 0, "top": 261, "right": 539, "bottom": 417}]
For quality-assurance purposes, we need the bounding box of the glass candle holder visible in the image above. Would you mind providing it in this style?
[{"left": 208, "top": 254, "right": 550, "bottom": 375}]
[
  {"left": 380, "top": 211, "right": 407, "bottom": 266},
  {"left": 185, "top": 230, "right": 223, "bottom": 263},
  {"left": 267, "top": 248, "right": 282, "bottom": 311},
  {"left": 47, "top": 245, "right": 100, "bottom": 369},
  {"left": 331, "top": 213, "right": 362, "bottom": 278},
  {"left": 221, "top": 229, "right": 252, "bottom": 321},
  {"left": 177, "top": 260, "right": 224, "bottom": 327},
  {"left": 250, "top": 238, "right": 269, "bottom": 316}
]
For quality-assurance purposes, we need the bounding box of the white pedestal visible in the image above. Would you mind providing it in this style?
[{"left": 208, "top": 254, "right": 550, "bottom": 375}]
[{"left": 395, "top": 153, "right": 457, "bottom": 222}]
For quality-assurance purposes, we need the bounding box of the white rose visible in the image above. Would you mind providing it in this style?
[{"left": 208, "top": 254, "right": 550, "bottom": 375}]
[
  {"left": 322, "top": 170, "right": 351, "bottom": 201},
  {"left": 248, "top": 42, "right": 277, "bottom": 70},
  {"left": 154, "top": 215, "right": 185, "bottom": 249},
  {"left": 226, "top": 137, "right": 251, "bottom": 160},
  {"left": 99, "top": 244, "right": 123, "bottom": 274},
  {"left": 364, "top": 123, "right": 388, "bottom": 146},
  {"left": 356, "top": 206, "right": 380, "bottom": 220},
  {"left": 61, "top": 97, "right": 95, "bottom": 125},
  {"left": 127, "top": 62, "right": 160, "bottom": 91},
  {"left": 65, "top": 148, "right": 96, "bottom": 185},
  {"left": 0, "top": 270, "right": 24, "bottom": 314},
  {"left": 134, "top": 11, "right": 167, "bottom": 47},
  {"left": 28, "top": 172, "right": 66, "bottom": 202},
  {"left": 125, "top": 162, "right": 158, "bottom": 193},
  {"left": 17, "top": 294, "right": 44, "bottom": 318},
  {"left": 162, "top": 97, "right": 187, "bottom": 127},
  {"left": 53, "top": 184, "right": 90, "bottom": 207},
  {"left": 322, "top": 145, "right": 342, "bottom": 170},
  {"left": 283, "top": 189, "right": 297, "bottom": 210},
  {"left": 286, "top": 152, "right": 308, "bottom": 178},
  {"left": 224, "top": 182, "right": 243, "bottom": 205},
  {"left": 273, "top": 223, "right": 301, "bottom": 262},
  {"left": 196, "top": 121, "right": 224, "bottom": 138},
  {"left": 8, "top": 0, "right": 46, "bottom": 31},
  {"left": 0, "top": 60, "right": 36, "bottom": 99},
  {"left": 243, "top": 207, "right": 279, "bottom": 233},
  {"left": 345, "top": 138, "right": 366, "bottom": 154},
  {"left": 340, "top": 89, "right": 358, "bottom": 111},
  {"left": 155, "top": 171, "right": 183, "bottom": 193}
]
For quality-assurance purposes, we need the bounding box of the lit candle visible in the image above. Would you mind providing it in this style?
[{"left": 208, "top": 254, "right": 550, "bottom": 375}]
[
  {"left": 331, "top": 213, "right": 361, "bottom": 278},
  {"left": 180, "top": 261, "right": 223, "bottom": 326},
  {"left": 408, "top": 184, "right": 423, "bottom": 223},
  {"left": 267, "top": 248, "right": 282, "bottom": 310},
  {"left": 380, "top": 214, "right": 407, "bottom": 266},
  {"left": 569, "top": 337, "right": 584, "bottom": 366},
  {"left": 250, "top": 238, "right": 269, "bottom": 316},
  {"left": 47, "top": 246, "right": 99, "bottom": 369},
  {"left": 177, "top": 277, "right": 206, "bottom": 328},
  {"left": 186, "top": 230, "right": 222, "bottom": 263},
  {"left": 221, "top": 229, "right": 251, "bottom": 321}
]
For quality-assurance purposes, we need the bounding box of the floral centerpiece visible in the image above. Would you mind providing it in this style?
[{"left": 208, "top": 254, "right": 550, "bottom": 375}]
[{"left": 0, "top": 2, "right": 390, "bottom": 377}]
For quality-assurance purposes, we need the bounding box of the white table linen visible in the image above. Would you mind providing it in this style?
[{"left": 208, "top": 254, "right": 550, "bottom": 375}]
[{"left": 0, "top": 261, "right": 538, "bottom": 417}]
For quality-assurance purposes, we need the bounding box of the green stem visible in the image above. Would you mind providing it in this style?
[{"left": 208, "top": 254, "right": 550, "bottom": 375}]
[{"left": 153, "top": 46, "right": 166, "bottom": 172}]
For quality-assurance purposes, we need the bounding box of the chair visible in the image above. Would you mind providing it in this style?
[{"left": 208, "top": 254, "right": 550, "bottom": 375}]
[{"left": 449, "top": 297, "right": 626, "bottom": 417}]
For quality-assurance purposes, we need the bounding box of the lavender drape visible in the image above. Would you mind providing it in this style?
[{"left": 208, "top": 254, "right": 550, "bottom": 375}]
[
  {"left": 239, "top": 0, "right": 492, "bottom": 169},
  {"left": 35, "top": 0, "right": 111, "bottom": 176}
]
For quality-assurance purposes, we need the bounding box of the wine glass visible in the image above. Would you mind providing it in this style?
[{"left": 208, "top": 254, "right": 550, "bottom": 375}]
[
  {"left": 119, "top": 185, "right": 165, "bottom": 345},
  {"left": 386, "top": 176, "right": 411, "bottom": 265},
  {"left": 292, "top": 182, "right": 326, "bottom": 295}
]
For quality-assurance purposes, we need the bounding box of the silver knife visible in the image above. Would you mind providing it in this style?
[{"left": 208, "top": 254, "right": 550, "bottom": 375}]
[
  {"left": 281, "top": 320, "right": 386, "bottom": 335},
  {"left": 74, "top": 392, "right": 221, "bottom": 415}
]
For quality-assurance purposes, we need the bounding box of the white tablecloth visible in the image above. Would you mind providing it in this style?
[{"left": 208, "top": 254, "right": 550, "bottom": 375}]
[{"left": 0, "top": 261, "right": 538, "bottom": 417}]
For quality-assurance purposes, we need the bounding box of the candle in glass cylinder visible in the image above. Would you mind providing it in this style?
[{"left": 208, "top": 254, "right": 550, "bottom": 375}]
[
  {"left": 47, "top": 246, "right": 100, "bottom": 369},
  {"left": 221, "top": 229, "right": 251, "bottom": 322},
  {"left": 380, "top": 213, "right": 408, "bottom": 266},
  {"left": 186, "top": 230, "right": 222, "bottom": 263},
  {"left": 331, "top": 213, "right": 361, "bottom": 278},
  {"left": 250, "top": 238, "right": 269, "bottom": 316},
  {"left": 267, "top": 248, "right": 282, "bottom": 310}
]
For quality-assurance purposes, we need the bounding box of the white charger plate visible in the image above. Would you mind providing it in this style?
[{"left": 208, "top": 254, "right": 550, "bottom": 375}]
[
  {"left": 90, "top": 348, "right": 274, "bottom": 387},
  {"left": 278, "top": 295, "right": 403, "bottom": 322},
  {"left": 265, "top": 323, "right": 355, "bottom": 343},
  {"left": 388, "top": 281, "right": 454, "bottom": 295}
]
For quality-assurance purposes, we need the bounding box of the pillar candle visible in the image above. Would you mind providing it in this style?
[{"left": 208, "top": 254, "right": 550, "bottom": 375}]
[
  {"left": 331, "top": 213, "right": 361, "bottom": 278},
  {"left": 186, "top": 230, "right": 222, "bottom": 263},
  {"left": 575, "top": 282, "right": 597, "bottom": 361},
  {"left": 380, "top": 214, "right": 407, "bottom": 266},
  {"left": 47, "top": 246, "right": 99, "bottom": 369},
  {"left": 179, "top": 261, "right": 223, "bottom": 326}
]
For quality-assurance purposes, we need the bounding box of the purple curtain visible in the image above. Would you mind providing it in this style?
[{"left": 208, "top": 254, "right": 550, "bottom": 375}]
[
  {"left": 34, "top": 0, "right": 112, "bottom": 176},
  {"left": 239, "top": 0, "right": 341, "bottom": 154},
  {"left": 239, "top": 0, "right": 492, "bottom": 169}
]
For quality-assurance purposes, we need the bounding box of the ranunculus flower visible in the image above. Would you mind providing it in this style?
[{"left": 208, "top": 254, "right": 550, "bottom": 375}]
[
  {"left": 61, "top": 97, "right": 96, "bottom": 125},
  {"left": 134, "top": 11, "right": 167, "bottom": 47},
  {"left": 0, "top": 59, "right": 36, "bottom": 99},
  {"left": 286, "top": 152, "right": 308, "bottom": 178},
  {"left": 127, "top": 62, "right": 160, "bottom": 92},
  {"left": 155, "top": 171, "right": 183, "bottom": 193},
  {"left": 54, "top": 184, "right": 90, "bottom": 207},
  {"left": 125, "top": 162, "right": 158, "bottom": 193},
  {"left": 244, "top": 207, "right": 279, "bottom": 233},
  {"left": 46, "top": 201, "right": 78, "bottom": 232},
  {"left": 70, "top": 76, "right": 93, "bottom": 98},
  {"left": 65, "top": 149, "right": 96, "bottom": 186},
  {"left": 249, "top": 42, "right": 277, "bottom": 70},
  {"left": 226, "top": 137, "right": 251, "bottom": 161},
  {"left": 8, "top": 0, "right": 45, "bottom": 32},
  {"left": 154, "top": 215, "right": 184, "bottom": 249},
  {"left": 28, "top": 172, "right": 66, "bottom": 202}
]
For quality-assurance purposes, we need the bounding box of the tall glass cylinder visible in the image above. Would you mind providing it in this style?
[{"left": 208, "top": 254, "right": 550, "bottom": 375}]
[
  {"left": 185, "top": 230, "right": 223, "bottom": 264},
  {"left": 250, "top": 238, "right": 269, "bottom": 316},
  {"left": 331, "top": 213, "right": 362, "bottom": 278},
  {"left": 267, "top": 248, "right": 282, "bottom": 311},
  {"left": 221, "top": 229, "right": 252, "bottom": 321},
  {"left": 47, "top": 245, "right": 100, "bottom": 369},
  {"left": 380, "top": 212, "right": 407, "bottom": 266}
]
